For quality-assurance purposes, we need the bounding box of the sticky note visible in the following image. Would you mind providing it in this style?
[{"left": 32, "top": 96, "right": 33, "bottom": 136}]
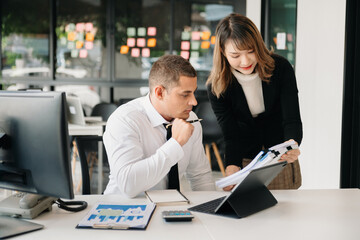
[
  {"left": 181, "top": 31, "right": 191, "bottom": 40},
  {"left": 85, "top": 41, "right": 93, "bottom": 50},
  {"left": 137, "top": 27, "right": 146, "bottom": 37},
  {"left": 67, "top": 41, "right": 75, "bottom": 49},
  {"left": 201, "top": 41, "right": 210, "bottom": 49},
  {"left": 181, "top": 41, "right": 190, "bottom": 50},
  {"left": 79, "top": 49, "right": 88, "bottom": 58},
  {"left": 77, "top": 32, "right": 84, "bottom": 41},
  {"left": 67, "top": 32, "right": 76, "bottom": 41},
  {"left": 191, "top": 51, "right": 199, "bottom": 58},
  {"left": 137, "top": 38, "right": 146, "bottom": 47},
  {"left": 66, "top": 23, "right": 75, "bottom": 32},
  {"left": 201, "top": 31, "right": 211, "bottom": 40},
  {"left": 127, "top": 27, "right": 136, "bottom": 37},
  {"left": 191, "top": 41, "right": 200, "bottom": 50},
  {"left": 287, "top": 33, "right": 293, "bottom": 42},
  {"left": 85, "top": 22, "right": 93, "bottom": 32},
  {"left": 120, "top": 45, "right": 129, "bottom": 54},
  {"left": 71, "top": 49, "right": 78, "bottom": 58},
  {"left": 76, "top": 23, "right": 85, "bottom": 32},
  {"left": 127, "top": 38, "right": 136, "bottom": 47},
  {"left": 147, "top": 27, "right": 156, "bottom": 36},
  {"left": 192, "top": 31, "right": 201, "bottom": 40},
  {"left": 86, "top": 33, "right": 94, "bottom": 42},
  {"left": 142, "top": 48, "right": 150, "bottom": 57},
  {"left": 131, "top": 48, "right": 140, "bottom": 57},
  {"left": 211, "top": 36, "right": 216, "bottom": 45},
  {"left": 180, "top": 51, "right": 190, "bottom": 59},
  {"left": 147, "top": 38, "right": 156, "bottom": 47},
  {"left": 76, "top": 41, "right": 84, "bottom": 49}
]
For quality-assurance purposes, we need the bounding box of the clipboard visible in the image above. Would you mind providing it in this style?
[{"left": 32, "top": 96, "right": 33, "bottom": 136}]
[
  {"left": 188, "top": 161, "right": 287, "bottom": 218},
  {"left": 76, "top": 202, "right": 156, "bottom": 230}
]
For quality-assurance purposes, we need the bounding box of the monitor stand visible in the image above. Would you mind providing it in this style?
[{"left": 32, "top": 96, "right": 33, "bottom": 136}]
[
  {"left": 0, "top": 215, "right": 43, "bottom": 239},
  {"left": 0, "top": 192, "right": 57, "bottom": 219}
]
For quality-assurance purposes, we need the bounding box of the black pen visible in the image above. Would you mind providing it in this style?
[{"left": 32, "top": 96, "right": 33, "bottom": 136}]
[{"left": 165, "top": 119, "right": 203, "bottom": 129}]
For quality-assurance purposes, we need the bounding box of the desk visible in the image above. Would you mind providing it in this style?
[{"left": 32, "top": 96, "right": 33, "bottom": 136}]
[
  {"left": 68, "top": 123, "right": 104, "bottom": 194},
  {"left": 10, "top": 189, "right": 360, "bottom": 240}
]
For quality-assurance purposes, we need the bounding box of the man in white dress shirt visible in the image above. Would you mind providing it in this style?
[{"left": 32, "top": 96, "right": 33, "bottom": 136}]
[{"left": 103, "top": 55, "right": 215, "bottom": 197}]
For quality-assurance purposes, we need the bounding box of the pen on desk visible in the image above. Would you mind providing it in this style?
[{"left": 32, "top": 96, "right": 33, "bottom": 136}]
[{"left": 165, "top": 119, "right": 203, "bottom": 129}]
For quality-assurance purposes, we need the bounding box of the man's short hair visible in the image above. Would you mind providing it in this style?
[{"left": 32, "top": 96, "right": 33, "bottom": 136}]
[{"left": 149, "top": 55, "right": 197, "bottom": 92}]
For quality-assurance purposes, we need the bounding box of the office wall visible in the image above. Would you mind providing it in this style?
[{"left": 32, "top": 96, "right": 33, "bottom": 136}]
[
  {"left": 247, "top": 0, "right": 347, "bottom": 188},
  {"left": 246, "top": 0, "right": 261, "bottom": 30},
  {"left": 296, "top": 0, "right": 346, "bottom": 189}
]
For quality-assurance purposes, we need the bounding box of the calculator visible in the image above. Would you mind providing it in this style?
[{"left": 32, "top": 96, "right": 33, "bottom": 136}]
[{"left": 162, "top": 210, "right": 194, "bottom": 222}]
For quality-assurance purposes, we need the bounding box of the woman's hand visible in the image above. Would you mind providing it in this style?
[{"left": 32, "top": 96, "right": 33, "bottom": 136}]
[
  {"left": 279, "top": 139, "right": 300, "bottom": 163},
  {"left": 223, "top": 165, "right": 241, "bottom": 191}
]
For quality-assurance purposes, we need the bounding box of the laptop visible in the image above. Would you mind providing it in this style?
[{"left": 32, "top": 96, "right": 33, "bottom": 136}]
[
  {"left": 188, "top": 161, "right": 287, "bottom": 218},
  {"left": 66, "top": 96, "right": 103, "bottom": 125}
]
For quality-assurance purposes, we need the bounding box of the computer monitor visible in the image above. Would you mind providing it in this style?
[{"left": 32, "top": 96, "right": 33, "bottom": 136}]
[
  {"left": 0, "top": 90, "right": 79, "bottom": 236},
  {"left": 0, "top": 91, "right": 73, "bottom": 199}
]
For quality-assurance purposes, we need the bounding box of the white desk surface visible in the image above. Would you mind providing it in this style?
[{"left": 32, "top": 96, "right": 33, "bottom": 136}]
[
  {"left": 68, "top": 123, "right": 104, "bottom": 137},
  {"left": 10, "top": 189, "right": 360, "bottom": 240}
]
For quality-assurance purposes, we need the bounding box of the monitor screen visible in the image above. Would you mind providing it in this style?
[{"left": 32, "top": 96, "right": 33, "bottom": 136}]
[{"left": 0, "top": 91, "right": 74, "bottom": 199}]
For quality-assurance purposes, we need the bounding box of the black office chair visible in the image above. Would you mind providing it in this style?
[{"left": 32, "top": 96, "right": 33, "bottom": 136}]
[
  {"left": 118, "top": 98, "right": 134, "bottom": 106},
  {"left": 194, "top": 101, "right": 226, "bottom": 176},
  {"left": 74, "top": 136, "right": 109, "bottom": 194},
  {"left": 91, "top": 102, "right": 118, "bottom": 121}
]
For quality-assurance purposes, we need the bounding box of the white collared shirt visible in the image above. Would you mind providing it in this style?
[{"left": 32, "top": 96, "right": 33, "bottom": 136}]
[{"left": 103, "top": 95, "right": 215, "bottom": 198}]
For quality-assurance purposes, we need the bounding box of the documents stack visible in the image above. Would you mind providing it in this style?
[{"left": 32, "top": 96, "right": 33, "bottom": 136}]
[{"left": 216, "top": 140, "right": 298, "bottom": 189}]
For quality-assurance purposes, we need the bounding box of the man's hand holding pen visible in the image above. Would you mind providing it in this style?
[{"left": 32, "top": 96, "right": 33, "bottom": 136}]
[{"left": 170, "top": 119, "right": 202, "bottom": 146}]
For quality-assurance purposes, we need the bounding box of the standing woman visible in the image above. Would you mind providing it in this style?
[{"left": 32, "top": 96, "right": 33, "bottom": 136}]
[{"left": 207, "top": 13, "right": 302, "bottom": 190}]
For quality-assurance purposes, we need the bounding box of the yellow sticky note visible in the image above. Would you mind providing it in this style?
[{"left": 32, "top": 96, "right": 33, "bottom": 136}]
[
  {"left": 86, "top": 33, "right": 94, "bottom": 42},
  {"left": 147, "top": 38, "right": 157, "bottom": 47},
  {"left": 120, "top": 45, "right": 129, "bottom": 54}
]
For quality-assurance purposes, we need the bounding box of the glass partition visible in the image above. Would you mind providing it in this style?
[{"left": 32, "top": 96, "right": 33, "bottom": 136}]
[
  {"left": 55, "top": 0, "right": 107, "bottom": 79},
  {"left": 1, "top": 0, "right": 50, "bottom": 78},
  {"left": 267, "top": 0, "right": 297, "bottom": 67},
  {"left": 174, "top": 2, "right": 233, "bottom": 86},
  {"left": 114, "top": 0, "right": 171, "bottom": 80}
]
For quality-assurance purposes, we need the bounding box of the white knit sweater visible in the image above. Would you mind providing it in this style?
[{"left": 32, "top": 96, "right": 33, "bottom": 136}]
[{"left": 231, "top": 68, "right": 265, "bottom": 117}]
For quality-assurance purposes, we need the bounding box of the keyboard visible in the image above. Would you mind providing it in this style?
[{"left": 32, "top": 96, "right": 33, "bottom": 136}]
[{"left": 188, "top": 196, "right": 226, "bottom": 214}]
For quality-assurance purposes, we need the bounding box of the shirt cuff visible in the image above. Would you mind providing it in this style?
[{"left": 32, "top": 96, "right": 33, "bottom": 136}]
[{"left": 161, "top": 138, "right": 184, "bottom": 165}]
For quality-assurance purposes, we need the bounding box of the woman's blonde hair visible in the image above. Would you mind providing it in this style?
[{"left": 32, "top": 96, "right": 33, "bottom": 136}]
[{"left": 207, "top": 13, "right": 275, "bottom": 98}]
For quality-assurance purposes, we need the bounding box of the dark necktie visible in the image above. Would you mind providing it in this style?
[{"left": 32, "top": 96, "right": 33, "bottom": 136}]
[{"left": 163, "top": 124, "right": 180, "bottom": 191}]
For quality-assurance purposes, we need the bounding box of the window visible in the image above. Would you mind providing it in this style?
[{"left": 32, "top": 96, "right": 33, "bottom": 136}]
[
  {"left": 114, "top": 0, "right": 171, "bottom": 80},
  {"left": 1, "top": 0, "right": 244, "bottom": 98},
  {"left": 265, "top": 0, "right": 297, "bottom": 67},
  {"left": 1, "top": 0, "right": 50, "bottom": 78},
  {"left": 56, "top": 0, "right": 107, "bottom": 79}
]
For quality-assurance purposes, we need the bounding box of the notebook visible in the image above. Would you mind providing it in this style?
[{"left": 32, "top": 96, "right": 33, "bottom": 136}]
[{"left": 188, "top": 161, "right": 287, "bottom": 218}]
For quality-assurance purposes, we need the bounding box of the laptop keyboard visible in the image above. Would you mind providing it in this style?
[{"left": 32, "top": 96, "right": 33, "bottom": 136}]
[{"left": 188, "top": 196, "right": 226, "bottom": 214}]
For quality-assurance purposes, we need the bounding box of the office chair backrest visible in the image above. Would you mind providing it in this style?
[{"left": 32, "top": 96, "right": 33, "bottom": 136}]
[
  {"left": 194, "top": 101, "right": 223, "bottom": 143},
  {"left": 91, "top": 102, "right": 118, "bottom": 121}
]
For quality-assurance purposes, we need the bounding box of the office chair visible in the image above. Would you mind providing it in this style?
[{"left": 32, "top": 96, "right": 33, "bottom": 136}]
[
  {"left": 74, "top": 136, "right": 108, "bottom": 194},
  {"left": 118, "top": 98, "right": 134, "bottom": 106},
  {"left": 194, "top": 101, "right": 226, "bottom": 176},
  {"left": 91, "top": 102, "right": 118, "bottom": 121}
]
